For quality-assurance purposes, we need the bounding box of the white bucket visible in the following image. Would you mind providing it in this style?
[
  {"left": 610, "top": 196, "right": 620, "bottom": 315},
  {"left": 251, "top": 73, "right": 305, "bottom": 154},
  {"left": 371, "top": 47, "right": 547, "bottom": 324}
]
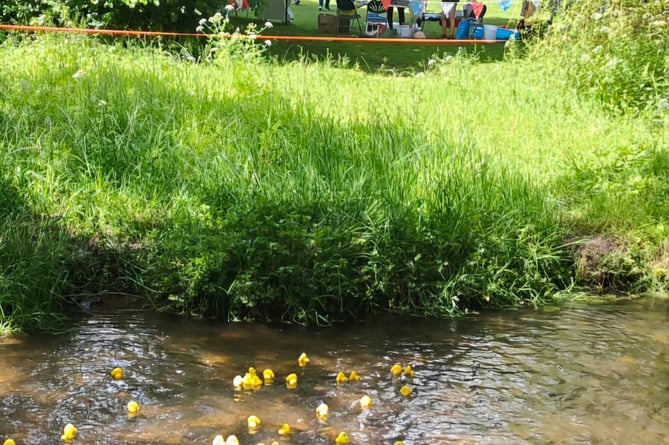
[
  {"left": 483, "top": 24, "right": 498, "bottom": 40},
  {"left": 398, "top": 25, "right": 412, "bottom": 37}
]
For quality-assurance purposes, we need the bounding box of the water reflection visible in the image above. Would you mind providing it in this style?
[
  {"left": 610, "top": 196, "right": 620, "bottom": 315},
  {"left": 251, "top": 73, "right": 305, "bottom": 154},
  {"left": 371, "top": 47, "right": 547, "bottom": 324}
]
[{"left": 1, "top": 300, "right": 668, "bottom": 444}]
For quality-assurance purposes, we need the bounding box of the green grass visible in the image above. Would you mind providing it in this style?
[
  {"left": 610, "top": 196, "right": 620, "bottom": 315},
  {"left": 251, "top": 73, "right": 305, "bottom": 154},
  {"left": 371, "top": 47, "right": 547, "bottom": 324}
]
[
  {"left": 233, "top": 0, "right": 546, "bottom": 69},
  {"left": 0, "top": 0, "right": 667, "bottom": 332}
]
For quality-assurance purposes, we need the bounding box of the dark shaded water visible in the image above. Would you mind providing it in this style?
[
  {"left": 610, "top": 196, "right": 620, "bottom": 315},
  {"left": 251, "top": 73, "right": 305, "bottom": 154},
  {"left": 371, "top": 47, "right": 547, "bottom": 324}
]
[{"left": 1, "top": 299, "right": 668, "bottom": 444}]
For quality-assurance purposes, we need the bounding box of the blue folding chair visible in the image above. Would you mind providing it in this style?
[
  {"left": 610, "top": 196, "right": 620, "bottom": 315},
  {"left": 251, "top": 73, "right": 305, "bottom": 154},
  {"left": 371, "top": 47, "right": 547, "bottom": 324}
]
[{"left": 364, "top": 0, "right": 388, "bottom": 36}]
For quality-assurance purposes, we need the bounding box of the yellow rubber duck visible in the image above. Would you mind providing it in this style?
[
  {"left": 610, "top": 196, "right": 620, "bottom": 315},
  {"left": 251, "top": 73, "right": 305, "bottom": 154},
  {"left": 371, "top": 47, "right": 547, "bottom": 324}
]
[
  {"left": 348, "top": 371, "right": 360, "bottom": 382},
  {"left": 110, "top": 367, "right": 123, "bottom": 380},
  {"left": 403, "top": 365, "right": 413, "bottom": 377},
  {"left": 127, "top": 400, "right": 140, "bottom": 416},
  {"left": 400, "top": 385, "right": 412, "bottom": 397},
  {"left": 394, "top": 442, "right": 406, "bottom": 445},
  {"left": 390, "top": 364, "right": 402, "bottom": 376},
  {"left": 335, "top": 371, "right": 348, "bottom": 384},
  {"left": 3, "top": 439, "right": 16, "bottom": 445},
  {"left": 242, "top": 367, "right": 263, "bottom": 390},
  {"left": 278, "top": 423, "right": 291, "bottom": 436},
  {"left": 225, "top": 435, "right": 239, "bottom": 445},
  {"left": 212, "top": 435, "right": 225, "bottom": 445},
  {"left": 285, "top": 373, "right": 298, "bottom": 389},
  {"left": 262, "top": 368, "right": 275, "bottom": 383},
  {"left": 316, "top": 402, "right": 329, "bottom": 421},
  {"left": 298, "top": 352, "right": 310, "bottom": 367},
  {"left": 359, "top": 395, "right": 372, "bottom": 409},
  {"left": 61, "top": 423, "right": 77, "bottom": 442},
  {"left": 247, "top": 415, "right": 261, "bottom": 429},
  {"left": 335, "top": 432, "right": 349, "bottom": 444}
]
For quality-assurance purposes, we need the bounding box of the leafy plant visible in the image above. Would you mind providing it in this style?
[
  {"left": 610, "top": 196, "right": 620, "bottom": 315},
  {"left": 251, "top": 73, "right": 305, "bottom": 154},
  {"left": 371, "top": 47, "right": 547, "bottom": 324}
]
[{"left": 530, "top": 0, "right": 669, "bottom": 115}]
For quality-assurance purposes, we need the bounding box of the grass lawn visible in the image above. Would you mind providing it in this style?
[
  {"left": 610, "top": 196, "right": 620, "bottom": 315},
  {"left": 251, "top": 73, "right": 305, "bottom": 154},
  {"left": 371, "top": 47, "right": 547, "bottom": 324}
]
[{"left": 230, "top": 0, "right": 542, "bottom": 70}]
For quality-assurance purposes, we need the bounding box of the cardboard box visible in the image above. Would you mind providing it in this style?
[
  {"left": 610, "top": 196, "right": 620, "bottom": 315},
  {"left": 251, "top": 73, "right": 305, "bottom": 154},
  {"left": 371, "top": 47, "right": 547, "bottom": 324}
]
[{"left": 318, "top": 13, "right": 337, "bottom": 33}]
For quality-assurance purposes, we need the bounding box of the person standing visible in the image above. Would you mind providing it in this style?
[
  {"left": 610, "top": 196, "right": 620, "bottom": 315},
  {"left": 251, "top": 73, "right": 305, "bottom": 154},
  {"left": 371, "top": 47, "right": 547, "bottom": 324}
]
[
  {"left": 440, "top": 0, "right": 458, "bottom": 38},
  {"left": 387, "top": 2, "right": 406, "bottom": 29},
  {"left": 319, "top": 0, "right": 331, "bottom": 10}
]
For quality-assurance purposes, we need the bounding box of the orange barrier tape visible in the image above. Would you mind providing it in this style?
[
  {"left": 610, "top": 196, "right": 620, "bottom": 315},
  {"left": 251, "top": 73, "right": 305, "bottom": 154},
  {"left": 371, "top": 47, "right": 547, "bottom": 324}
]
[{"left": 0, "top": 24, "right": 504, "bottom": 44}]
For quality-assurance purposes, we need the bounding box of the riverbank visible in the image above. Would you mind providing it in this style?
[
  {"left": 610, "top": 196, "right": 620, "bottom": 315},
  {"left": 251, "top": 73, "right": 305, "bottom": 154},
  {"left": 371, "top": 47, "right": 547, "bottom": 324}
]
[{"left": 1, "top": 0, "right": 667, "bottom": 333}]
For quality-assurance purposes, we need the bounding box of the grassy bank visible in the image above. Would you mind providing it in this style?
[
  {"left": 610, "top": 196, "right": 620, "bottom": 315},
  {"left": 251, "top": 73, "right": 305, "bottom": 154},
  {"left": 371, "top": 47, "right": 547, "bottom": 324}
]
[{"left": 0, "top": 0, "right": 667, "bottom": 333}]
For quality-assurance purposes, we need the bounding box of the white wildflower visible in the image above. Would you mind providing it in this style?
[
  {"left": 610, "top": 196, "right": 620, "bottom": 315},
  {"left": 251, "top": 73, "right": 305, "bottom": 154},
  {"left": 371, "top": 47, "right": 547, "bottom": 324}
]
[
  {"left": 224, "top": 4, "right": 235, "bottom": 11},
  {"left": 659, "top": 98, "right": 668, "bottom": 112},
  {"left": 196, "top": 25, "right": 204, "bottom": 32},
  {"left": 265, "top": 39, "right": 272, "bottom": 46},
  {"left": 606, "top": 57, "right": 621, "bottom": 68},
  {"left": 264, "top": 21, "right": 273, "bottom": 29},
  {"left": 248, "top": 32, "right": 257, "bottom": 40},
  {"left": 98, "top": 99, "right": 107, "bottom": 106},
  {"left": 427, "top": 58, "right": 436, "bottom": 66},
  {"left": 72, "top": 69, "right": 86, "bottom": 79},
  {"left": 194, "top": 8, "right": 202, "bottom": 15},
  {"left": 199, "top": 18, "right": 207, "bottom": 25}
]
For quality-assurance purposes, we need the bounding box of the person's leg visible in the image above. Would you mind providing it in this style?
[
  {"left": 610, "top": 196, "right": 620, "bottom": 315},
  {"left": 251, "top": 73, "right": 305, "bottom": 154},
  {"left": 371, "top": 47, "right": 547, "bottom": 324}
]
[
  {"left": 387, "top": 7, "right": 394, "bottom": 28},
  {"left": 398, "top": 6, "right": 405, "bottom": 24},
  {"left": 449, "top": 10, "right": 455, "bottom": 36},
  {"left": 324, "top": 0, "right": 330, "bottom": 9},
  {"left": 440, "top": 12, "right": 448, "bottom": 37},
  {"left": 319, "top": 0, "right": 323, "bottom": 10}
]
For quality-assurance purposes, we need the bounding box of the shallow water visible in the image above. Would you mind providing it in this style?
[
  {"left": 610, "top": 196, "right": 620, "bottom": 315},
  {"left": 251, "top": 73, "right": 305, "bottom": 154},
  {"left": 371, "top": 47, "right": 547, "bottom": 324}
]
[{"left": 1, "top": 298, "right": 668, "bottom": 444}]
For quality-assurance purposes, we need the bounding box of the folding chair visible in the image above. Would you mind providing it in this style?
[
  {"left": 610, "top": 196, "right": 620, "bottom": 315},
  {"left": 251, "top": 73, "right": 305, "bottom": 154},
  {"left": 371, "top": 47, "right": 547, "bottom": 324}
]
[
  {"left": 364, "top": 0, "right": 388, "bottom": 36},
  {"left": 518, "top": 0, "right": 538, "bottom": 29},
  {"left": 336, "top": 0, "right": 364, "bottom": 35},
  {"left": 458, "top": 1, "right": 486, "bottom": 38}
]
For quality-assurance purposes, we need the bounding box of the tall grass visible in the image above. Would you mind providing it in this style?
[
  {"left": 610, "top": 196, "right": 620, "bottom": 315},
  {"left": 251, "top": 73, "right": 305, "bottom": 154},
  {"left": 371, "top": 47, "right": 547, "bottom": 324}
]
[{"left": 0, "top": 20, "right": 666, "bottom": 331}]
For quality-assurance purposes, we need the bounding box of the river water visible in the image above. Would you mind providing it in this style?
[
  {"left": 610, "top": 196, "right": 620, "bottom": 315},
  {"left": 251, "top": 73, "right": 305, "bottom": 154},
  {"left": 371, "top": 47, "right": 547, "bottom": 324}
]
[{"left": 1, "top": 299, "right": 668, "bottom": 445}]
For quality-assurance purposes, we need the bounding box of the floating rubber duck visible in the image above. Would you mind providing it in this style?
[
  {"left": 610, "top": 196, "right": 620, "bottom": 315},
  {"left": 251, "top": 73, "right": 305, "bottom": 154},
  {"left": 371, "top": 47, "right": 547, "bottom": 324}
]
[
  {"left": 285, "top": 373, "right": 298, "bottom": 389},
  {"left": 390, "top": 364, "right": 402, "bottom": 376},
  {"left": 242, "top": 367, "right": 263, "bottom": 390},
  {"left": 400, "top": 385, "right": 412, "bottom": 397},
  {"left": 278, "top": 423, "right": 291, "bottom": 436},
  {"left": 403, "top": 365, "right": 413, "bottom": 378},
  {"left": 335, "top": 432, "right": 349, "bottom": 444},
  {"left": 212, "top": 435, "right": 225, "bottom": 445},
  {"left": 335, "top": 371, "right": 348, "bottom": 384},
  {"left": 232, "top": 375, "right": 243, "bottom": 388},
  {"left": 393, "top": 442, "right": 406, "bottom": 445},
  {"left": 262, "top": 368, "right": 275, "bottom": 383},
  {"left": 348, "top": 371, "right": 360, "bottom": 382},
  {"left": 359, "top": 395, "right": 372, "bottom": 409},
  {"left": 3, "top": 439, "right": 16, "bottom": 445},
  {"left": 247, "top": 415, "right": 261, "bottom": 429},
  {"left": 127, "top": 400, "right": 140, "bottom": 416},
  {"left": 298, "top": 352, "right": 310, "bottom": 367},
  {"left": 316, "top": 402, "right": 329, "bottom": 421},
  {"left": 61, "top": 423, "right": 77, "bottom": 442},
  {"left": 110, "top": 367, "right": 124, "bottom": 380},
  {"left": 225, "top": 435, "right": 239, "bottom": 445}
]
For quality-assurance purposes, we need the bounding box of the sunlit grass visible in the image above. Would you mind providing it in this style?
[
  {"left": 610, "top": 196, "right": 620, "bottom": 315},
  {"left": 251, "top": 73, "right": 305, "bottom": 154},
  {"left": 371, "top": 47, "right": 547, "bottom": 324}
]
[{"left": 0, "top": 18, "right": 666, "bottom": 332}]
